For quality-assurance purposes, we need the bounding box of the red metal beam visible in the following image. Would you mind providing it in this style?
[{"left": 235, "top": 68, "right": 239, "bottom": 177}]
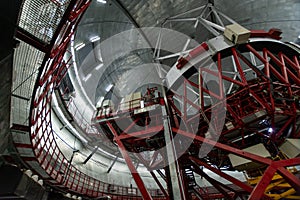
[
  {"left": 262, "top": 49, "right": 276, "bottom": 112},
  {"left": 107, "top": 122, "right": 153, "bottom": 200},
  {"left": 231, "top": 48, "right": 248, "bottom": 85},
  {"left": 176, "top": 43, "right": 209, "bottom": 69},
  {"left": 275, "top": 117, "right": 295, "bottom": 140},
  {"left": 292, "top": 55, "right": 300, "bottom": 77},
  {"left": 22, "top": 157, "right": 37, "bottom": 161},
  {"left": 190, "top": 156, "right": 253, "bottom": 193},
  {"left": 122, "top": 118, "right": 141, "bottom": 133},
  {"left": 217, "top": 52, "right": 225, "bottom": 99},
  {"left": 248, "top": 165, "right": 277, "bottom": 200},
  {"left": 274, "top": 157, "right": 300, "bottom": 167},
  {"left": 201, "top": 67, "right": 245, "bottom": 89},
  {"left": 117, "top": 125, "right": 164, "bottom": 140},
  {"left": 266, "top": 50, "right": 300, "bottom": 85},
  {"left": 250, "top": 29, "right": 282, "bottom": 40},
  {"left": 192, "top": 163, "right": 234, "bottom": 199},
  {"left": 248, "top": 157, "right": 300, "bottom": 199},
  {"left": 176, "top": 128, "right": 272, "bottom": 165},
  {"left": 16, "top": 28, "right": 50, "bottom": 52},
  {"left": 150, "top": 171, "right": 169, "bottom": 200},
  {"left": 248, "top": 89, "right": 272, "bottom": 111},
  {"left": 11, "top": 124, "right": 30, "bottom": 132},
  {"left": 14, "top": 143, "right": 33, "bottom": 148},
  {"left": 245, "top": 44, "right": 287, "bottom": 84},
  {"left": 277, "top": 167, "right": 300, "bottom": 194},
  {"left": 68, "top": 0, "right": 91, "bottom": 22}
]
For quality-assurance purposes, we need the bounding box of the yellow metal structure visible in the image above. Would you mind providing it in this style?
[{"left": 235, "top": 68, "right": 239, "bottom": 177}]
[{"left": 245, "top": 164, "right": 300, "bottom": 199}]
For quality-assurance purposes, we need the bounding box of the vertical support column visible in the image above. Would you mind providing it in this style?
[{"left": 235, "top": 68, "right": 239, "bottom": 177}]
[
  {"left": 161, "top": 105, "right": 186, "bottom": 200},
  {"left": 107, "top": 122, "right": 153, "bottom": 200},
  {"left": 183, "top": 80, "right": 187, "bottom": 121}
]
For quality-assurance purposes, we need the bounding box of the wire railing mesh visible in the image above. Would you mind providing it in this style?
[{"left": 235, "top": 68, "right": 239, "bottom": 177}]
[{"left": 19, "top": 0, "right": 71, "bottom": 43}]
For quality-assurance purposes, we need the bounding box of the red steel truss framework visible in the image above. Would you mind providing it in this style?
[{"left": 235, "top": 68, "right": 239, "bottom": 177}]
[
  {"left": 12, "top": 0, "right": 300, "bottom": 199},
  {"left": 95, "top": 39, "right": 300, "bottom": 199}
]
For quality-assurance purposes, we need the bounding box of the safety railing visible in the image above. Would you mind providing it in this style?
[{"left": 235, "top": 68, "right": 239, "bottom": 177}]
[
  {"left": 94, "top": 97, "right": 161, "bottom": 119},
  {"left": 65, "top": 96, "right": 98, "bottom": 134},
  {"left": 56, "top": 68, "right": 99, "bottom": 135},
  {"left": 19, "top": 0, "right": 166, "bottom": 199}
]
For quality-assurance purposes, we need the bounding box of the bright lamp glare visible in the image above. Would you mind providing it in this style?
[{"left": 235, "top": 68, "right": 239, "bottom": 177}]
[
  {"left": 268, "top": 127, "right": 273, "bottom": 133},
  {"left": 105, "top": 84, "right": 113, "bottom": 92},
  {"left": 74, "top": 43, "right": 85, "bottom": 51},
  {"left": 97, "top": 0, "right": 106, "bottom": 3},
  {"left": 90, "top": 36, "right": 100, "bottom": 43},
  {"left": 95, "top": 63, "right": 103, "bottom": 70}
]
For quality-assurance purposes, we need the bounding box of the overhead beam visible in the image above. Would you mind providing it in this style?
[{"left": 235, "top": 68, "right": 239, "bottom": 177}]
[{"left": 16, "top": 28, "right": 49, "bottom": 53}]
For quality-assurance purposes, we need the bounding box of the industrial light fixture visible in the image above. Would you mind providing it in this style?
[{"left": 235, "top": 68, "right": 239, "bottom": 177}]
[
  {"left": 83, "top": 73, "right": 92, "bottom": 82},
  {"left": 268, "top": 127, "right": 273, "bottom": 133},
  {"left": 105, "top": 84, "right": 113, "bottom": 92},
  {"left": 90, "top": 36, "right": 100, "bottom": 43},
  {"left": 74, "top": 42, "right": 85, "bottom": 51},
  {"left": 97, "top": 0, "right": 106, "bottom": 4},
  {"left": 140, "top": 100, "right": 145, "bottom": 108},
  {"left": 95, "top": 63, "right": 103, "bottom": 70}
]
